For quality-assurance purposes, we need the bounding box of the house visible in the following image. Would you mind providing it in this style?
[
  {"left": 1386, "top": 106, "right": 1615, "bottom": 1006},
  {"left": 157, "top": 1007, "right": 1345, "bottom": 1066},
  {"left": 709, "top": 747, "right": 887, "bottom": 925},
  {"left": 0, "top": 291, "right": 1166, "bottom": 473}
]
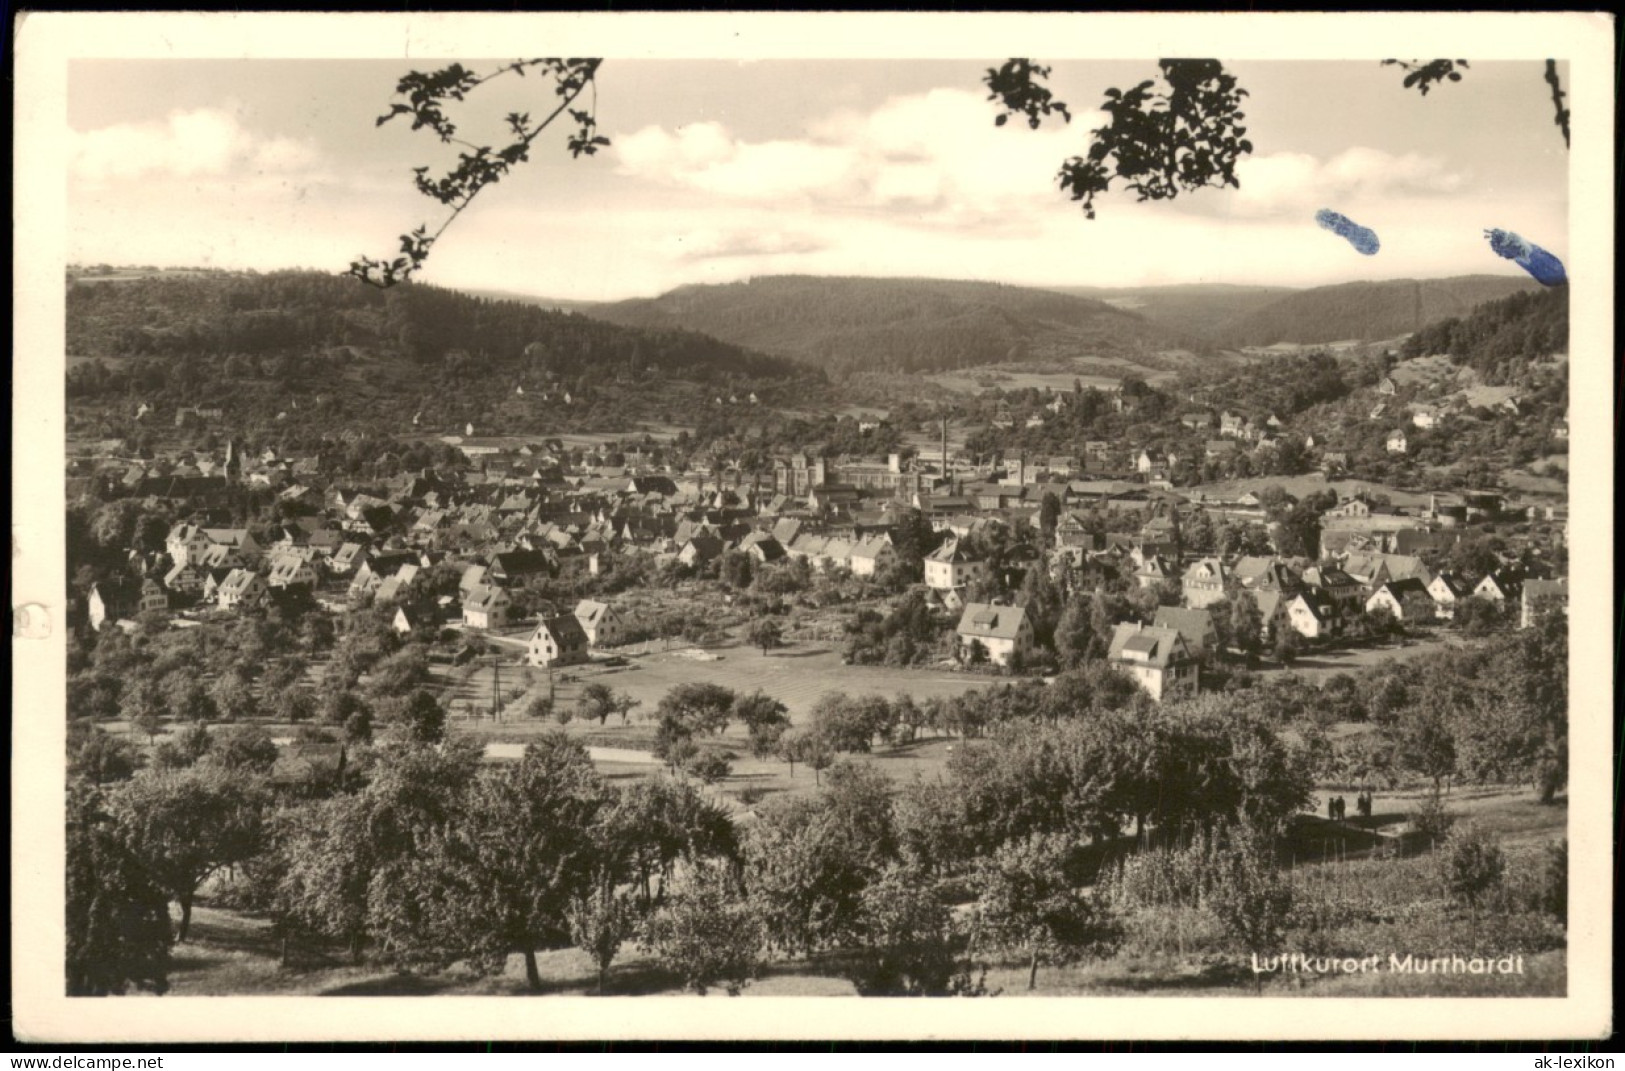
[
  {"left": 1232, "top": 556, "right": 1298, "bottom": 593},
  {"left": 740, "top": 532, "right": 787, "bottom": 565},
  {"left": 1474, "top": 569, "right": 1523, "bottom": 603},
  {"left": 1152, "top": 606, "right": 1217, "bottom": 658},
  {"left": 924, "top": 541, "right": 989, "bottom": 592},
  {"left": 1520, "top": 579, "right": 1567, "bottom": 629},
  {"left": 526, "top": 614, "right": 591, "bottom": 667},
  {"left": 573, "top": 599, "right": 623, "bottom": 648},
  {"left": 88, "top": 576, "right": 165, "bottom": 631},
  {"left": 848, "top": 537, "right": 896, "bottom": 578},
  {"left": 330, "top": 542, "right": 369, "bottom": 575},
  {"left": 1133, "top": 555, "right": 1175, "bottom": 589},
  {"left": 215, "top": 568, "right": 267, "bottom": 612},
  {"left": 163, "top": 560, "right": 209, "bottom": 598},
  {"left": 1181, "top": 558, "right": 1229, "bottom": 609},
  {"left": 165, "top": 522, "right": 212, "bottom": 567},
  {"left": 1285, "top": 590, "right": 1337, "bottom": 639},
  {"left": 1385, "top": 430, "right": 1409, "bottom": 454},
  {"left": 487, "top": 549, "right": 555, "bottom": 589},
  {"left": 461, "top": 584, "right": 512, "bottom": 630},
  {"left": 955, "top": 603, "right": 1034, "bottom": 668},
  {"left": 1364, "top": 578, "right": 1433, "bottom": 621},
  {"left": 1426, "top": 571, "right": 1471, "bottom": 620},
  {"left": 1377, "top": 375, "right": 1397, "bottom": 396},
  {"left": 266, "top": 552, "right": 317, "bottom": 590},
  {"left": 1251, "top": 588, "right": 1292, "bottom": 643},
  {"left": 1301, "top": 565, "right": 1364, "bottom": 611},
  {"left": 1412, "top": 407, "right": 1444, "bottom": 429},
  {"left": 678, "top": 533, "right": 726, "bottom": 568},
  {"left": 1105, "top": 622, "right": 1198, "bottom": 702}
]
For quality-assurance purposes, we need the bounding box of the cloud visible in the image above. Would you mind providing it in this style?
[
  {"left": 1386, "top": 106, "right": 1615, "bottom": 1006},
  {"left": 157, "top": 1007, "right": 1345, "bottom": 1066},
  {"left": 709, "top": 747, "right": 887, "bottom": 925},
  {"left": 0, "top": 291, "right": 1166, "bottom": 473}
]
[
  {"left": 666, "top": 228, "right": 832, "bottom": 262},
  {"left": 1215, "top": 147, "right": 1470, "bottom": 219},
  {"left": 70, "top": 108, "right": 321, "bottom": 185},
  {"left": 611, "top": 88, "right": 1085, "bottom": 225}
]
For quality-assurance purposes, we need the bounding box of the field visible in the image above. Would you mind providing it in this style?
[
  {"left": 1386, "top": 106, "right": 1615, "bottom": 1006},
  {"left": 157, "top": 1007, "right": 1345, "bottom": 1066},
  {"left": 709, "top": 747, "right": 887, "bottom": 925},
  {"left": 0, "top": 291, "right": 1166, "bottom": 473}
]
[{"left": 430, "top": 635, "right": 999, "bottom": 807}]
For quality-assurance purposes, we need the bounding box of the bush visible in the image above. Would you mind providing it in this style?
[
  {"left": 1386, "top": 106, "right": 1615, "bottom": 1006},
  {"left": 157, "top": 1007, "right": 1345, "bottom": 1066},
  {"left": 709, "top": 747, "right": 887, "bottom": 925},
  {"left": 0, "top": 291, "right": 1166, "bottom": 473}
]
[
  {"left": 1440, "top": 825, "right": 1506, "bottom": 910},
  {"left": 683, "top": 746, "right": 732, "bottom": 784},
  {"left": 1411, "top": 794, "right": 1454, "bottom": 846}
]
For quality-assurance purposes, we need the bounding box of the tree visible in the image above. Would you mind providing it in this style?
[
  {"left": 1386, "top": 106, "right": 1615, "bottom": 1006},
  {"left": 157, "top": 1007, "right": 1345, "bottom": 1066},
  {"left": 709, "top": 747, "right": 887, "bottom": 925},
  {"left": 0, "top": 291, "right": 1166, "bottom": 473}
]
[
  {"left": 395, "top": 689, "right": 447, "bottom": 745},
  {"left": 1206, "top": 823, "right": 1294, "bottom": 994},
  {"left": 209, "top": 674, "right": 259, "bottom": 723},
  {"left": 736, "top": 691, "right": 791, "bottom": 759},
  {"left": 744, "top": 768, "right": 897, "bottom": 957},
  {"left": 66, "top": 785, "right": 172, "bottom": 996},
  {"left": 350, "top": 59, "right": 608, "bottom": 287},
  {"left": 207, "top": 725, "right": 280, "bottom": 773},
  {"left": 1273, "top": 628, "right": 1302, "bottom": 666},
  {"left": 121, "top": 677, "right": 166, "bottom": 743},
  {"left": 656, "top": 682, "right": 736, "bottom": 737},
  {"left": 845, "top": 864, "right": 984, "bottom": 996},
  {"left": 271, "top": 737, "right": 483, "bottom": 965},
  {"left": 111, "top": 764, "right": 268, "bottom": 941},
  {"left": 1440, "top": 824, "right": 1506, "bottom": 911},
  {"left": 746, "top": 617, "right": 784, "bottom": 656},
  {"left": 1384, "top": 58, "right": 1569, "bottom": 147},
  {"left": 1230, "top": 593, "right": 1265, "bottom": 660},
  {"left": 69, "top": 723, "right": 142, "bottom": 785},
  {"left": 985, "top": 59, "right": 1252, "bottom": 220},
  {"left": 683, "top": 745, "right": 733, "bottom": 784},
  {"left": 576, "top": 681, "right": 619, "bottom": 726},
  {"left": 641, "top": 862, "right": 763, "bottom": 996},
  {"left": 568, "top": 880, "right": 638, "bottom": 995},
  {"left": 385, "top": 735, "right": 608, "bottom": 990},
  {"left": 1039, "top": 492, "right": 1062, "bottom": 548},
  {"left": 968, "top": 832, "right": 1120, "bottom": 991},
  {"left": 719, "top": 550, "right": 754, "bottom": 590}
]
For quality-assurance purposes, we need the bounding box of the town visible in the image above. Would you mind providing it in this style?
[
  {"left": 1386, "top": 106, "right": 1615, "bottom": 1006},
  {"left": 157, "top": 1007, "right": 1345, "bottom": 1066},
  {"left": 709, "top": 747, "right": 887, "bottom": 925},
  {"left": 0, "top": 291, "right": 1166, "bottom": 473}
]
[{"left": 64, "top": 266, "right": 1570, "bottom": 1001}]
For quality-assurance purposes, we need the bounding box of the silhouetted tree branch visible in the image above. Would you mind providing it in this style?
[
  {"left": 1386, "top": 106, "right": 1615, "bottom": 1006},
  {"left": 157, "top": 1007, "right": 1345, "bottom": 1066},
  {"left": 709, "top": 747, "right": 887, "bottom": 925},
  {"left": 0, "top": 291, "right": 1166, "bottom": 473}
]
[{"left": 349, "top": 58, "right": 607, "bottom": 288}]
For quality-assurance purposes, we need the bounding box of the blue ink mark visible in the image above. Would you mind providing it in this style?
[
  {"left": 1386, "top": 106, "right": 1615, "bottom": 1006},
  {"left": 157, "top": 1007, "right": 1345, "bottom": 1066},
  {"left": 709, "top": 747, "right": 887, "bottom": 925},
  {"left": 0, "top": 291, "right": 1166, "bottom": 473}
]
[
  {"left": 1315, "top": 209, "right": 1381, "bottom": 255},
  {"left": 1484, "top": 228, "right": 1567, "bottom": 286}
]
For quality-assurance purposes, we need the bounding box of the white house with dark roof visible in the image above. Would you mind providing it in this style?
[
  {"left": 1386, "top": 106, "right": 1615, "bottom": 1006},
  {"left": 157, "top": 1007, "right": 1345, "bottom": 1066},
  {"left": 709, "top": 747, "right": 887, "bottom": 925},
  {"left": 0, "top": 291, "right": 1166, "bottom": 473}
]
[
  {"left": 461, "top": 584, "right": 512, "bottom": 630},
  {"left": 925, "top": 540, "right": 989, "bottom": 592},
  {"left": 215, "top": 568, "right": 267, "bottom": 612},
  {"left": 955, "top": 603, "right": 1033, "bottom": 667},
  {"left": 1106, "top": 622, "right": 1198, "bottom": 702},
  {"left": 1426, "top": 571, "right": 1471, "bottom": 619},
  {"left": 1365, "top": 578, "right": 1433, "bottom": 621},
  {"left": 1181, "top": 558, "right": 1229, "bottom": 609},
  {"left": 573, "top": 599, "right": 623, "bottom": 648},
  {"left": 526, "top": 613, "right": 590, "bottom": 667}
]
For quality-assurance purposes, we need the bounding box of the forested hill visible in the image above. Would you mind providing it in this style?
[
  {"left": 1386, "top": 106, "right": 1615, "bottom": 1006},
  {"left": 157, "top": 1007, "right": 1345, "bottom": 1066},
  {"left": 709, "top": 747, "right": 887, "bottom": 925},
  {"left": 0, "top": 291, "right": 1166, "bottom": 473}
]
[
  {"left": 1402, "top": 283, "right": 1568, "bottom": 385},
  {"left": 1212, "top": 275, "right": 1540, "bottom": 348},
  {"left": 66, "top": 271, "right": 798, "bottom": 382},
  {"left": 66, "top": 271, "right": 820, "bottom": 440},
  {"left": 1047, "top": 283, "right": 1293, "bottom": 341},
  {"left": 588, "top": 275, "right": 1196, "bottom": 375}
]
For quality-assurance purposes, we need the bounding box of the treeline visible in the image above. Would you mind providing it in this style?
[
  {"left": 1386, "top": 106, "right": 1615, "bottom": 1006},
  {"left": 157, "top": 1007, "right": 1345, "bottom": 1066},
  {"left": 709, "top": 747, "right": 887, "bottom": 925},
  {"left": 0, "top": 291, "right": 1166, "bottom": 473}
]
[
  {"left": 66, "top": 271, "right": 801, "bottom": 381},
  {"left": 1402, "top": 285, "right": 1569, "bottom": 385},
  {"left": 1214, "top": 276, "right": 1539, "bottom": 348},
  {"left": 593, "top": 275, "right": 1185, "bottom": 376}
]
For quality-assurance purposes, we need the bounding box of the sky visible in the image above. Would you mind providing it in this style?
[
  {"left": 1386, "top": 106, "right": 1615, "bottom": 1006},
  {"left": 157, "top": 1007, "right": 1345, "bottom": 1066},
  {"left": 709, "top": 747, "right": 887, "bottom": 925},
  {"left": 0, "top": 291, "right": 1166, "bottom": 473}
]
[{"left": 65, "top": 56, "right": 1571, "bottom": 301}]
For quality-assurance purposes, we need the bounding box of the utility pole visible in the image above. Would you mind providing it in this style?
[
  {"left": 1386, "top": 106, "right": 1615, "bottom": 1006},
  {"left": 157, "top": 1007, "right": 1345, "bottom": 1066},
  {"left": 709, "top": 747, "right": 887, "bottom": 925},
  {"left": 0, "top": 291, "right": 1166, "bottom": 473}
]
[{"left": 492, "top": 653, "right": 502, "bottom": 722}]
